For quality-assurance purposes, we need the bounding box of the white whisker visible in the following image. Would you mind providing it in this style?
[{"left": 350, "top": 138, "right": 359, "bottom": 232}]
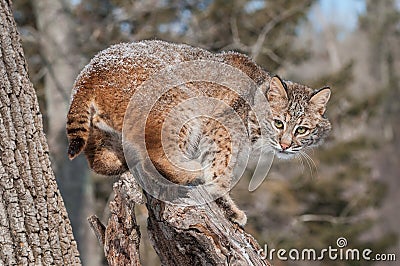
[
  {"left": 295, "top": 153, "right": 305, "bottom": 172},
  {"left": 299, "top": 150, "right": 318, "bottom": 178}
]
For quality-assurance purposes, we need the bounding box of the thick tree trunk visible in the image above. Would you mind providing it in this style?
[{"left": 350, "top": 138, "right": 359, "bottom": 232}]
[
  {"left": 0, "top": 0, "right": 80, "bottom": 264},
  {"left": 32, "top": 0, "right": 100, "bottom": 264}
]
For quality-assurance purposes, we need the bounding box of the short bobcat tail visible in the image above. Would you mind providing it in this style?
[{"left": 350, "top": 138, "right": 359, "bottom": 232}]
[{"left": 66, "top": 84, "right": 93, "bottom": 160}]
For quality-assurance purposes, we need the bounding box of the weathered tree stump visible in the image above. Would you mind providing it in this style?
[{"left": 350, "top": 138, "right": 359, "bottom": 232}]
[
  {"left": 88, "top": 172, "right": 143, "bottom": 266},
  {"left": 89, "top": 172, "right": 270, "bottom": 265},
  {"left": 146, "top": 191, "right": 270, "bottom": 266}
]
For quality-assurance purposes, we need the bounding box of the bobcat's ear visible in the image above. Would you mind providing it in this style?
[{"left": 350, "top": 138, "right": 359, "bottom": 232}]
[
  {"left": 310, "top": 87, "right": 331, "bottom": 115},
  {"left": 267, "top": 76, "right": 288, "bottom": 102}
]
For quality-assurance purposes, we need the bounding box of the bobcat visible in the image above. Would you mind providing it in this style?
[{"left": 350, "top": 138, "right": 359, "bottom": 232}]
[{"left": 66, "top": 40, "right": 331, "bottom": 226}]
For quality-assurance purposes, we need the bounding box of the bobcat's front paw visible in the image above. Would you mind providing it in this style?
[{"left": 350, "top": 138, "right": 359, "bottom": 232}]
[
  {"left": 215, "top": 196, "right": 248, "bottom": 227},
  {"left": 230, "top": 209, "right": 247, "bottom": 227}
]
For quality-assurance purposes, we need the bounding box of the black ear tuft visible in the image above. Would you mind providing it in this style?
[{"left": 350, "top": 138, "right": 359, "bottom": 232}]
[
  {"left": 310, "top": 86, "right": 330, "bottom": 98},
  {"left": 267, "top": 76, "right": 288, "bottom": 102},
  {"left": 273, "top": 75, "right": 288, "bottom": 91},
  {"left": 310, "top": 87, "right": 331, "bottom": 116}
]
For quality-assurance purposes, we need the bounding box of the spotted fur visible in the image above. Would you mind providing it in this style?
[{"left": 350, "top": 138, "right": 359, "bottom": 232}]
[{"left": 66, "top": 40, "right": 331, "bottom": 226}]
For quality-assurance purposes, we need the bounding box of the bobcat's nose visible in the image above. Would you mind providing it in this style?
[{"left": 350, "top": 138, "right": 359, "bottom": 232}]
[{"left": 280, "top": 143, "right": 290, "bottom": 150}]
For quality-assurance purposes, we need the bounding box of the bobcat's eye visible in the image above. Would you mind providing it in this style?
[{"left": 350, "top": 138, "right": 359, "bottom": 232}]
[
  {"left": 274, "top": 119, "right": 284, "bottom": 129},
  {"left": 295, "top": 126, "right": 308, "bottom": 135}
]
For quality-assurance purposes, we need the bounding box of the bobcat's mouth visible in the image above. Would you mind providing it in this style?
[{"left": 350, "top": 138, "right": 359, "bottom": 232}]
[{"left": 274, "top": 147, "right": 297, "bottom": 159}]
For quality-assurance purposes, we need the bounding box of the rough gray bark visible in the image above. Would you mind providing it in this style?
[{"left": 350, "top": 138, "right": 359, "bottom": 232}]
[
  {"left": 89, "top": 171, "right": 270, "bottom": 265},
  {"left": 0, "top": 0, "right": 81, "bottom": 264},
  {"left": 88, "top": 172, "right": 143, "bottom": 266},
  {"left": 146, "top": 192, "right": 271, "bottom": 266},
  {"left": 32, "top": 0, "right": 100, "bottom": 264}
]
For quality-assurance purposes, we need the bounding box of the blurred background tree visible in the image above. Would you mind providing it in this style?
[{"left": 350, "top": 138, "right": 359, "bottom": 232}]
[{"left": 12, "top": 0, "right": 399, "bottom": 265}]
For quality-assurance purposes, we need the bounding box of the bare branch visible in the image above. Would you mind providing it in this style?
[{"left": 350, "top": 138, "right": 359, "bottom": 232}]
[
  {"left": 294, "top": 214, "right": 364, "bottom": 225},
  {"left": 251, "top": 3, "right": 309, "bottom": 60},
  {"left": 262, "top": 47, "right": 282, "bottom": 64},
  {"left": 88, "top": 216, "right": 106, "bottom": 247}
]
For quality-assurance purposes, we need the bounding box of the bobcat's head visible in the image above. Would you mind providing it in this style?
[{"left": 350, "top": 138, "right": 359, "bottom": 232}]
[{"left": 263, "top": 76, "right": 331, "bottom": 159}]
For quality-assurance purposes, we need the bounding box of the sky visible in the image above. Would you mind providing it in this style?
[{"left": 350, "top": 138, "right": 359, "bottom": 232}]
[{"left": 311, "top": 0, "right": 366, "bottom": 33}]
